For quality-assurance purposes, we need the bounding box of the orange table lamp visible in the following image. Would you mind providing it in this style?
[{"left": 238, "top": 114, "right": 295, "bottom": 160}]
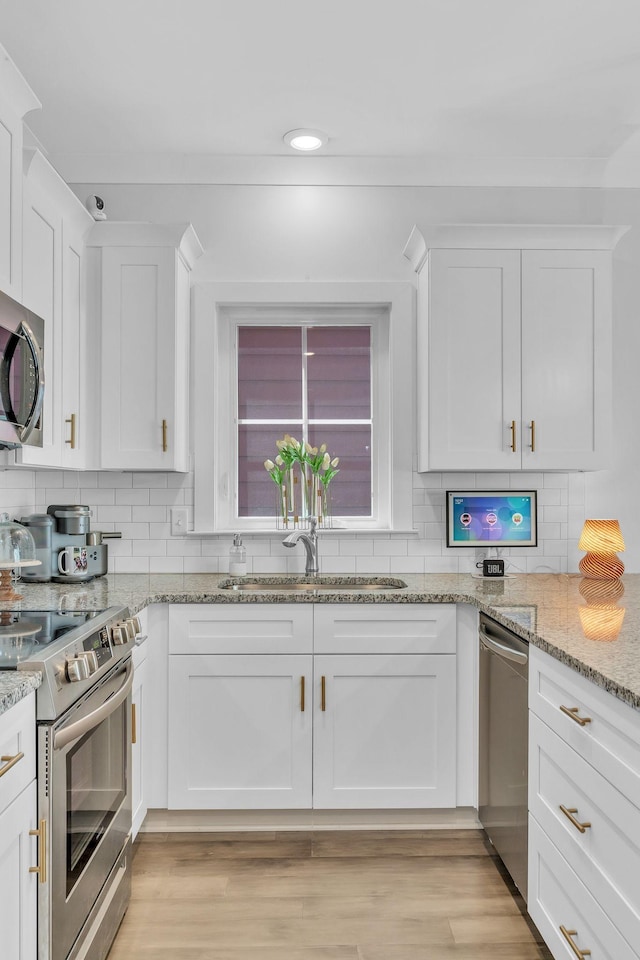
[{"left": 578, "top": 519, "right": 625, "bottom": 580}]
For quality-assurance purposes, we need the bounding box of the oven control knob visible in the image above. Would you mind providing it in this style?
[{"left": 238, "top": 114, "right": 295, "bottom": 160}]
[
  {"left": 66, "top": 655, "right": 91, "bottom": 682},
  {"left": 111, "top": 624, "right": 126, "bottom": 645},
  {"left": 125, "top": 618, "right": 140, "bottom": 639},
  {"left": 80, "top": 650, "right": 99, "bottom": 675}
]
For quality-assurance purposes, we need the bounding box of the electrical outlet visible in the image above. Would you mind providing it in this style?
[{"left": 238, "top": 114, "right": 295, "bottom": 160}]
[{"left": 171, "top": 507, "right": 188, "bottom": 537}]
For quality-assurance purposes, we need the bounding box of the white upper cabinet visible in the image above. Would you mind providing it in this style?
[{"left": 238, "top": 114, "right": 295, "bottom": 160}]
[
  {"left": 405, "top": 225, "right": 628, "bottom": 472},
  {"left": 87, "top": 223, "right": 203, "bottom": 471},
  {"left": 0, "top": 48, "right": 40, "bottom": 300},
  {"left": 16, "top": 150, "right": 94, "bottom": 468}
]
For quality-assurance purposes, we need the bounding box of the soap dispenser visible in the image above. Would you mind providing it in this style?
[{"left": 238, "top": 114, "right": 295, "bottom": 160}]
[{"left": 229, "top": 534, "right": 247, "bottom": 576}]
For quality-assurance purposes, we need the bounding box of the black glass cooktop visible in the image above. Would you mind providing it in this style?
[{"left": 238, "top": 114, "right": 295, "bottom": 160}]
[{"left": 0, "top": 610, "right": 107, "bottom": 668}]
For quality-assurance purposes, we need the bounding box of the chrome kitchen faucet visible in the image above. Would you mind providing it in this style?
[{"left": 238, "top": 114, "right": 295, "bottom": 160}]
[{"left": 282, "top": 516, "right": 319, "bottom": 576}]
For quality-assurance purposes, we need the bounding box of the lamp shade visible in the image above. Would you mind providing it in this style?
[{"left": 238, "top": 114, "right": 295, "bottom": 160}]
[{"left": 578, "top": 519, "right": 625, "bottom": 553}]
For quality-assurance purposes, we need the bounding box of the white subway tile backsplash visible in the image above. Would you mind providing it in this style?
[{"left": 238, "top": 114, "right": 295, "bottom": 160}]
[
  {"left": 184, "top": 557, "right": 221, "bottom": 573},
  {"left": 132, "top": 473, "right": 169, "bottom": 488},
  {"left": 392, "top": 556, "right": 424, "bottom": 574},
  {"left": 8, "top": 463, "right": 586, "bottom": 577},
  {"left": 115, "top": 488, "right": 150, "bottom": 506},
  {"left": 132, "top": 505, "right": 168, "bottom": 523},
  {"left": 475, "top": 473, "right": 510, "bottom": 488},
  {"left": 166, "top": 538, "right": 201, "bottom": 556},
  {"left": 339, "top": 539, "right": 374, "bottom": 556},
  {"left": 96, "top": 505, "right": 133, "bottom": 523},
  {"left": 356, "top": 555, "right": 391, "bottom": 574},
  {"left": 132, "top": 539, "right": 167, "bottom": 557},
  {"left": 149, "top": 488, "right": 184, "bottom": 506},
  {"left": 81, "top": 488, "right": 115, "bottom": 505},
  {"left": 373, "top": 540, "right": 408, "bottom": 556},
  {"left": 99, "top": 472, "right": 133, "bottom": 488},
  {"left": 150, "top": 556, "right": 184, "bottom": 573},
  {"left": 114, "top": 557, "right": 150, "bottom": 574}
]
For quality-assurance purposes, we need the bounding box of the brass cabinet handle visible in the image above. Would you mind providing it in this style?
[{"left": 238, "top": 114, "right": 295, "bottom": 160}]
[
  {"left": 530, "top": 419, "right": 536, "bottom": 452},
  {"left": 559, "top": 926, "right": 591, "bottom": 959},
  {"left": 300, "top": 676, "right": 305, "bottom": 712},
  {"left": 162, "top": 419, "right": 168, "bottom": 452},
  {"left": 510, "top": 420, "right": 517, "bottom": 453},
  {"left": 0, "top": 752, "right": 24, "bottom": 778},
  {"left": 131, "top": 703, "right": 137, "bottom": 744},
  {"left": 559, "top": 805, "right": 591, "bottom": 834},
  {"left": 560, "top": 705, "right": 592, "bottom": 727},
  {"left": 65, "top": 413, "right": 77, "bottom": 449},
  {"left": 29, "top": 819, "right": 47, "bottom": 884},
  {"left": 321, "top": 675, "right": 326, "bottom": 712}
]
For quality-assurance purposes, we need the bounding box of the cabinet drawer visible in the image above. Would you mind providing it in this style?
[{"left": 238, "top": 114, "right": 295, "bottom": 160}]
[
  {"left": 169, "top": 604, "right": 313, "bottom": 654},
  {"left": 529, "top": 646, "right": 640, "bottom": 803},
  {"left": 0, "top": 694, "right": 36, "bottom": 815},
  {"left": 528, "top": 815, "right": 638, "bottom": 960},
  {"left": 314, "top": 604, "right": 456, "bottom": 654},
  {"left": 530, "top": 712, "right": 640, "bottom": 948},
  {"left": 132, "top": 606, "right": 149, "bottom": 669}
]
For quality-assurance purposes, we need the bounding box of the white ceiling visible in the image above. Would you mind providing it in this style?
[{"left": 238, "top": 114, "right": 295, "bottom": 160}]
[{"left": 2, "top": 0, "right": 640, "bottom": 186}]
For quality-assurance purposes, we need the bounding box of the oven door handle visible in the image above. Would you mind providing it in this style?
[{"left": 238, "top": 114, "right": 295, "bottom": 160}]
[{"left": 53, "top": 663, "right": 134, "bottom": 751}]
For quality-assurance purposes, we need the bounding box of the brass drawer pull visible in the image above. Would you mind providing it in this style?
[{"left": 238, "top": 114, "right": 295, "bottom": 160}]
[
  {"left": 65, "top": 412, "right": 77, "bottom": 449},
  {"left": 321, "top": 675, "right": 326, "bottom": 712},
  {"left": 510, "top": 419, "right": 517, "bottom": 453},
  {"left": 131, "top": 703, "right": 137, "bottom": 745},
  {"left": 0, "top": 752, "right": 24, "bottom": 778},
  {"left": 29, "top": 819, "right": 47, "bottom": 884},
  {"left": 559, "top": 805, "right": 591, "bottom": 834},
  {"left": 300, "top": 676, "right": 305, "bottom": 713},
  {"left": 559, "top": 925, "right": 591, "bottom": 959},
  {"left": 559, "top": 705, "right": 592, "bottom": 727}
]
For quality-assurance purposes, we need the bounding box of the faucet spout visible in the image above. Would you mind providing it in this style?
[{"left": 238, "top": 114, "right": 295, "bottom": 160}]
[{"left": 282, "top": 517, "right": 319, "bottom": 576}]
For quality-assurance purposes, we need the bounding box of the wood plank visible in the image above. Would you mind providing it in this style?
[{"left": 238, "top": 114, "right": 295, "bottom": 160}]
[{"left": 107, "top": 830, "right": 552, "bottom": 960}]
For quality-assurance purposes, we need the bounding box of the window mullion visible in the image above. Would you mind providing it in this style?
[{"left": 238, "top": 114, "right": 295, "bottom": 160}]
[{"left": 301, "top": 326, "right": 309, "bottom": 443}]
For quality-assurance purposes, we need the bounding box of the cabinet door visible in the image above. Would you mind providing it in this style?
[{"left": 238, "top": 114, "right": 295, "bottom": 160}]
[
  {"left": 0, "top": 780, "right": 38, "bottom": 960},
  {"left": 427, "top": 249, "right": 522, "bottom": 470},
  {"left": 0, "top": 102, "right": 23, "bottom": 300},
  {"left": 19, "top": 168, "right": 63, "bottom": 465},
  {"left": 59, "top": 224, "right": 88, "bottom": 467},
  {"left": 101, "top": 246, "right": 188, "bottom": 470},
  {"left": 521, "top": 250, "right": 612, "bottom": 470},
  {"left": 131, "top": 655, "right": 148, "bottom": 840},
  {"left": 313, "top": 654, "right": 456, "bottom": 809},
  {"left": 168, "top": 654, "right": 312, "bottom": 809}
]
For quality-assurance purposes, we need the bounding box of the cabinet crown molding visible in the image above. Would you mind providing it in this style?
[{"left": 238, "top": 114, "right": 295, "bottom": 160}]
[
  {"left": 23, "top": 148, "right": 95, "bottom": 237},
  {"left": 87, "top": 221, "right": 204, "bottom": 267},
  {"left": 404, "top": 224, "right": 630, "bottom": 268},
  {"left": 0, "top": 44, "right": 41, "bottom": 119}
]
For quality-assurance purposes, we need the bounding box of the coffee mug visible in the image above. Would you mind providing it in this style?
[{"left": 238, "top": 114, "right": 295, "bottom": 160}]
[{"left": 58, "top": 546, "right": 89, "bottom": 577}]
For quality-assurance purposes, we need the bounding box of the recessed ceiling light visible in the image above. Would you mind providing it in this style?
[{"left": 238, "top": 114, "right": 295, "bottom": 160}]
[{"left": 283, "top": 129, "right": 328, "bottom": 152}]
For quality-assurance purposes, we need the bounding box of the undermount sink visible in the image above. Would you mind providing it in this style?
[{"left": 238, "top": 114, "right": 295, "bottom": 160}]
[{"left": 218, "top": 576, "right": 408, "bottom": 593}]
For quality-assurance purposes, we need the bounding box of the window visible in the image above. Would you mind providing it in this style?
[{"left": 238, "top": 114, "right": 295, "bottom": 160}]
[
  {"left": 193, "top": 282, "right": 413, "bottom": 534},
  {"left": 237, "top": 324, "right": 373, "bottom": 518}
]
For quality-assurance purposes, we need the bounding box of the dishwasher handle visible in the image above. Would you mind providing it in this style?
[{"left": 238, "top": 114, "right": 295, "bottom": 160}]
[{"left": 479, "top": 627, "right": 528, "bottom": 665}]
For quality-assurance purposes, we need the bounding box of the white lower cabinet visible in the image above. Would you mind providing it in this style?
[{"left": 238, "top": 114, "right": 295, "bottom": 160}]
[
  {"left": 313, "top": 653, "right": 456, "bottom": 808},
  {"left": 167, "top": 602, "right": 457, "bottom": 811},
  {"left": 528, "top": 646, "right": 640, "bottom": 959},
  {"left": 0, "top": 694, "right": 38, "bottom": 960},
  {"left": 168, "top": 653, "right": 312, "bottom": 809},
  {"left": 131, "top": 655, "right": 148, "bottom": 838}
]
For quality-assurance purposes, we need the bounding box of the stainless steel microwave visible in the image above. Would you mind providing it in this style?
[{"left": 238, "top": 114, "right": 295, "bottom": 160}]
[{"left": 0, "top": 288, "right": 45, "bottom": 448}]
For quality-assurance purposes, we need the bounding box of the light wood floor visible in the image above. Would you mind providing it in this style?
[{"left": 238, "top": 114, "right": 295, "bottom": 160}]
[{"left": 107, "top": 829, "right": 553, "bottom": 960}]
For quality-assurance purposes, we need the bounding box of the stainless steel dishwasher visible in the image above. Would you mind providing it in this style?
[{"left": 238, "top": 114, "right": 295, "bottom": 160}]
[{"left": 478, "top": 612, "right": 529, "bottom": 902}]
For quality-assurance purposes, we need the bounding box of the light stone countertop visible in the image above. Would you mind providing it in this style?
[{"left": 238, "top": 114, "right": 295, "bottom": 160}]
[{"left": 1, "top": 572, "right": 639, "bottom": 715}]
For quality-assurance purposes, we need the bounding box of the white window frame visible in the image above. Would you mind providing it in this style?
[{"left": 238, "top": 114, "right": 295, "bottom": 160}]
[{"left": 192, "top": 282, "right": 414, "bottom": 534}]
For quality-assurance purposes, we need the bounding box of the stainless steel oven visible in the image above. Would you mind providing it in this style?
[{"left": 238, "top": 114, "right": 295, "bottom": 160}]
[
  {"left": 0, "top": 287, "right": 45, "bottom": 448},
  {"left": 14, "top": 606, "right": 140, "bottom": 960}
]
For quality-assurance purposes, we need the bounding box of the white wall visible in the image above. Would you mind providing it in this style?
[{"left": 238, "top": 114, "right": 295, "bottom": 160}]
[{"left": 8, "top": 179, "right": 631, "bottom": 574}]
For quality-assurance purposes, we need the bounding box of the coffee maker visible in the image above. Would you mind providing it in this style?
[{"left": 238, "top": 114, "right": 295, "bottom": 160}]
[{"left": 19, "top": 505, "right": 120, "bottom": 583}]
